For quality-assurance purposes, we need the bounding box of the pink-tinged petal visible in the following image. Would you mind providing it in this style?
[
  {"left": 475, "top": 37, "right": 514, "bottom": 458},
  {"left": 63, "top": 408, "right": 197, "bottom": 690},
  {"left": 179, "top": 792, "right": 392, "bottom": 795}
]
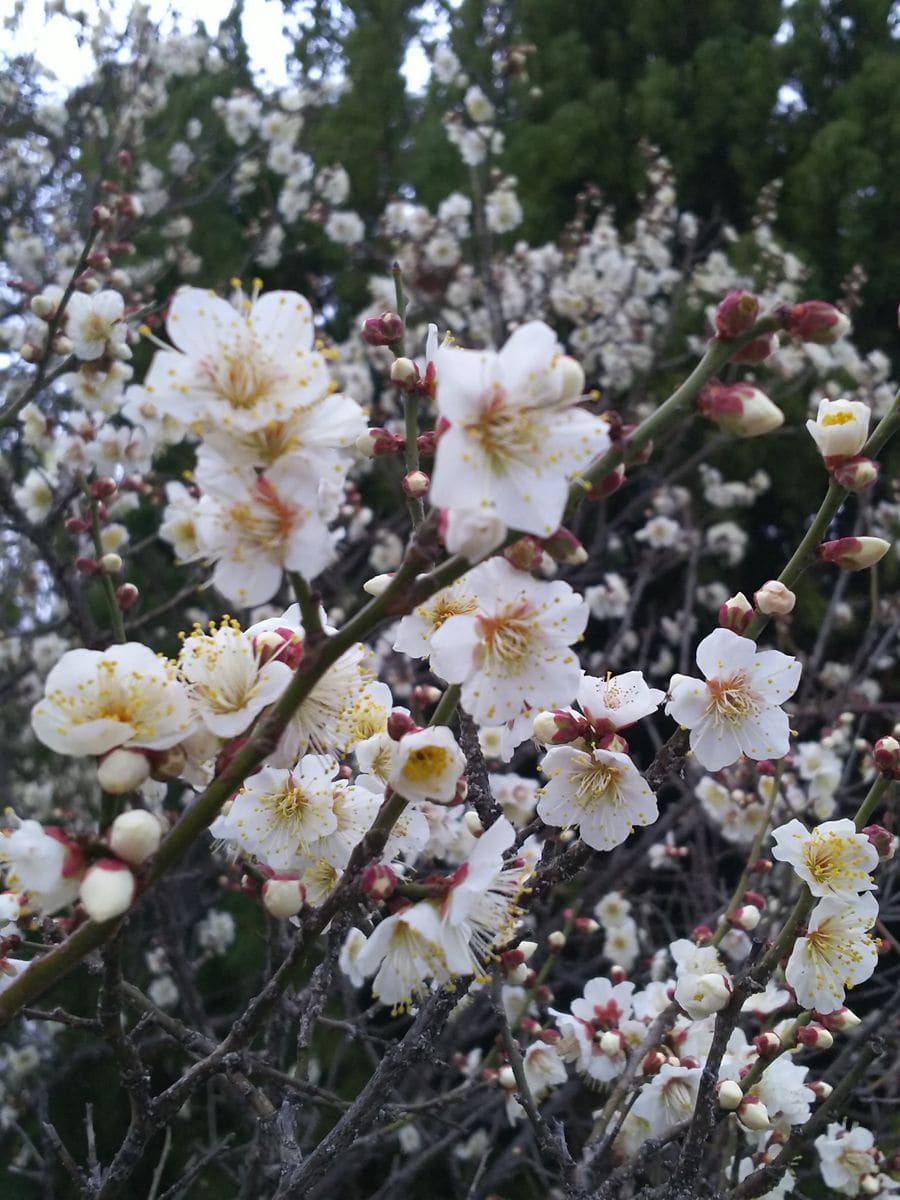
[
  {"left": 166, "top": 288, "right": 242, "bottom": 357},
  {"left": 665, "top": 676, "right": 709, "bottom": 727},
  {"left": 695, "top": 627, "right": 755, "bottom": 679},
  {"left": 734, "top": 707, "right": 790, "bottom": 761},
  {"left": 690, "top": 717, "right": 743, "bottom": 771},
  {"left": 249, "top": 290, "right": 315, "bottom": 353},
  {"left": 749, "top": 651, "right": 802, "bottom": 703}
]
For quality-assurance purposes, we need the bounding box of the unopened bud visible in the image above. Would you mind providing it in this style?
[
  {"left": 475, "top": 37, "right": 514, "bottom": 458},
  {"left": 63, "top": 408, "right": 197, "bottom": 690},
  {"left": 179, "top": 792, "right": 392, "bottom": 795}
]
[
  {"left": 517, "top": 940, "right": 538, "bottom": 962},
  {"left": 362, "top": 572, "right": 394, "bottom": 597},
  {"left": 858, "top": 1175, "right": 881, "bottom": 1196},
  {"left": 729, "top": 904, "right": 761, "bottom": 931},
  {"left": 862, "top": 824, "right": 897, "bottom": 861},
  {"left": 387, "top": 710, "right": 420, "bottom": 740},
  {"left": 91, "top": 476, "right": 118, "bottom": 499},
  {"left": 541, "top": 527, "right": 588, "bottom": 566},
  {"left": 497, "top": 1065, "right": 516, "bottom": 1090},
  {"left": 147, "top": 744, "right": 186, "bottom": 781},
  {"left": 817, "top": 536, "right": 890, "bottom": 571},
  {"left": 732, "top": 333, "right": 777, "bottom": 363},
  {"left": 261, "top": 876, "right": 306, "bottom": 919},
  {"left": 692, "top": 925, "right": 714, "bottom": 945},
  {"left": 719, "top": 592, "right": 753, "bottom": 634},
  {"left": 753, "top": 1031, "right": 782, "bottom": 1057},
  {"left": 503, "top": 536, "right": 544, "bottom": 572},
  {"left": 360, "top": 311, "right": 404, "bottom": 346},
  {"left": 808, "top": 1080, "right": 833, "bottom": 1100},
  {"left": 76, "top": 556, "right": 99, "bottom": 575},
  {"left": 546, "top": 931, "right": 566, "bottom": 952},
  {"left": 598, "top": 1030, "right": 625, "bottom": 1056},
  {"left": 463, "top": 810, "right": 482, "bottom": 837},
  {"left": 693, "top": 972, "right": 733, "bottom": 1013},
  {"left": 91, "top": 204, "right": 113, "bottom": 226},
  {"left": 714, "top": 291, "right": 760, "bottom": 339},
  {"left": 411, "top": 684, "right": 443, "bottom": 707},
  {"left": 390, "top": 357, "right": 419, "bottom": 387},
  {"left": 116, "top": 582, "right": 140, "bottom": 610},
  {"left": 30, "top": 295, "right": 56, "bottom": 319},
  {"left": 737, "top": 1096, "right": 771, "bottom": 1131},
  {"left": 20, "top": 343, "right": 40, "bottom": 363},
  {"left": 532, "top": 709, "right": 588, "bottom": 746},
  {"left": 97, "top": 748, "right": 151, "bottom": 794},
  {"left": 608, "top": 965, "right": 627, "bottom": 984},
  {"left": 360, "top": 863, "right": 397, "bottom": 900},
  {"left": 872, "top": 735, "right": 900, "bottom": 776},
  {"left": 53, "top": 334, "right": 74, "bottom": 355},
  {"left": 355, "top": 427, "right": 404, "bottom": 457},
  {"left": 717, "top": 1080, "right": 744, "bottom": 1111},
  {"left": 402, "top": 470, "right": 430, "bottom": 498},
  {"left": 109, "top": 809, "right": 163, "bottom": 864},
  {"left": 754, "top": 580, "right": 796, "bottom": 615},
  {"left": 641, "top": 1049, "right": 667, "bottom": 1075},
  {"left": 587, "top": 465, "right": 626, "bottom": 499},
  {"left": 79, "top": 859, "right": 136, "bottom": 922},
  {"left": 99, "top": 552, "right": 123, "bottom": 575},
  {"left": 817, "top": 1006, "right": 861, "bottom": 1033},
  {"left": 796, "top": 1024, "right": 833, "bottom": 1050},
  {"left": 782, "top": 301, "right": 851, "bottom": 345},
  {"left": 574, "top": 917, "right": 600, "bottom": 935},
  {"left": 65, "top": 517, "right": 90, "bottom": 533},
  {"left": 698, "top": 382, "right": 783, "bottom": 437},
  {"left": 831, "top": 455, "right": 879, "bottom": 493}
]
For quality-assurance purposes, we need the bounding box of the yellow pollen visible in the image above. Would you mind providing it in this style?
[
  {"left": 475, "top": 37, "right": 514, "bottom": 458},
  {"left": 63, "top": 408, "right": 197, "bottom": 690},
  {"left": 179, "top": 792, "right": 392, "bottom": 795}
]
[
  {"left": 821, "top": 411, "right": 855, "bottom": 427},
  {"left": 402, "top": 745, "right": 451, "bottom": 783}
]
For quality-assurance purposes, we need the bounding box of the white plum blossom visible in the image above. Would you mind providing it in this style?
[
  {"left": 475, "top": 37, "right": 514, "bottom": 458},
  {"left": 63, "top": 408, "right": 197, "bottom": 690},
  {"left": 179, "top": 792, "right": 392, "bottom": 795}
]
[
  {"left": 770, "top": 818, "right": 878, "bottom": 901},
  {"left": 666, "top": 628, "right": 801, "bottom": 771},
  {"left": 66, "top": 289, "right": 129, "bottom": 362},
  {"left": 538, "top": 746, "right": 658, "bottom": 852},
  {"left": 553, "top": 976, "right": 636, "bottom": 1083},
  {"left": 388, "top": 726, "right": 467, "bottom": 804},
  {"left": 393, "top": 578, "right": 479, "bottom": 660},
  {"left": 143, "top": 286, "right": 329, "bottom": 436},
  {"left": 324, "top": 210, "right": 365, "bottom": 245},
  {"left": 574, "top": 670, "right": 665, "bottom": 732},
  {"left": 806, "top": 398, "right": 871, "bottom": 460},
  {"left": 630, "top": 1065, "right": 703, "bottom": 1139},
  {"left": 430, "top": 558, "right": 587, "bottom": 725},
  {"left": 429, "top": 322, "right": 609, "bottom": 537},
  {"left": 354, "top": 901, "right": 452, "bottom": 1012},
  {"left": 785, "top": 893, "right": 878, "bottom": 1012},
  {"left": 815, "top": 1122, "right": 880, "bottom": 1196},
  {"left": 31, "top": 643, "right": 194, "bottom": 757},
  {"left": 178, "top": 619, "right": 293, "bottom": 738},
  {"left": 0, "top": 819, "right": 82, "bottom": 915}
]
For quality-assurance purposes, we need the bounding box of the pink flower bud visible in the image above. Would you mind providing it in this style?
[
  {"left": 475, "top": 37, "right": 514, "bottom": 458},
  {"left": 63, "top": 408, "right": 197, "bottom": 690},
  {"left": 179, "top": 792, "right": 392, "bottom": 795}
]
[
  {"left": 91, "top": 204, "right": 113, "bottom": 227},
  {"left": 732, "top": 333, "right": 777, "bottom": 363},
  {"left": 817, "top": 536, "right": 890, "bottom": 571},
  {"left": 830, "top": 455, "right": 879, "bottom": 492},
  {"left": 717, "top": 1080, "right": 744, "bottom": 1111},
  {"left": 743, "top": 891, "right": 765, "bottom": 909},
  {"left": 355, "top": 427, "right": 404, "bottom": 457},
  {"left": 90, "top": 476, "right": 118, "bottom": 499},
  {"left": 401, "top": 470, "right": 430, "bottom": 498},
  {"left": 79, "top": 860, "right": 136, "bottom": 922},
  {"left": 753, "top": 1031, "right": 782, "bottom": 1056},
  {"left": 65, "top": 517, "right": 90, "bottom": 533},
  {"left": 587, "top": 465, "right": 626, "bottom": 499},
  {"left": 873, "top": 735, "right": 900, "bottom": 774},
  {"left": 541, "top": 527, "right": 588, "bottom": 566},
  {"left": 109, "top": 810, "right": 163, "bottom": 864},
  {"left": 532, "top": 709, "right": 589, "bottom": 746},
  {"left": 96, "top": 748, "right": 151, "bottom": 794},
  {"left": 574, "top": 917, "right": 600, "bottom": 934},
  {"left": 715, "top": 291, "right": 760, "bottom": 339},
  {"left": 360, "top": 311, "right": 404, "bottom": 346},
  {"left": 698, "top": 383, "right": 784, "bottom": 438},
  {"left": 782, "top": 301, "right": 851, "bottom": 345},
  {"left": 796, "top": 1024, "right": 833, "bottom": 1050},
  {"left": 261, "top": 876, "right": 306, "bottom": 919},
  {"left": 116, "top": 583, "right": 140, "bottom": 611},
  {"left": 817, "top": 1006, "right": 861, "bottom": 1033},
  {"left": 719, "top": 592, "right": 753, "bottom": 633},
  {"left": 387, "top": 709, "right": 420, "bottom": 740},
  {"left": 416, "top": 430, "right": 438, "bottom": 457},
  {"left": 754, "top": 580, "right": 796, "bottom": 615},
  {"left": 411, "top": 684, "right": 443, "bottom": 707},
  {"left": 360, "top": 863, "right": 397, "bottom": 900},
  {"left": 862, "top": 824, "right": 897, "bottom": 861},
  {"left": 609, "top": 965, "right": 627, "bottom": 984},
  {"left": 737, "top": 1096, "right": 771, "bottom": 1131},
  {"left": 76, "top": 556, "right": 99, "bottom": 575},
  {"left": 503, "top": 536, "right": 545, "bottom": 572},
  {"left": 641, "top": 1050, "right": 667, "bottom": 1075},
  {"left": 692, "top": 924, "right": 714, "bottom": 945}
]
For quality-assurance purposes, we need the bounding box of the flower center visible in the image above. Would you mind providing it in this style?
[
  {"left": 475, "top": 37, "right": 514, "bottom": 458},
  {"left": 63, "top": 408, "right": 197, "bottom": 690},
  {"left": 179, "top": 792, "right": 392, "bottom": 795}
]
[
  {"left": 705, "top": 674, "right": 756, "bottom": 725},
  {"left": 476, "top": 601, "right": 536, "bottom": 671},
  {"left": 571, "top": 757, "right": 622, "bottom": 806},
  {"left": 463, "top": 385, "right": 544, "bottom": 474},
  {"left": 204, "top": 349, "right": 283, "bottom": 411},
  {"left": 402, "top": 745, "right": 452, "bottom": 784},
  {"left": 821, "top": 410, "right": 855, "bottom": 427}
]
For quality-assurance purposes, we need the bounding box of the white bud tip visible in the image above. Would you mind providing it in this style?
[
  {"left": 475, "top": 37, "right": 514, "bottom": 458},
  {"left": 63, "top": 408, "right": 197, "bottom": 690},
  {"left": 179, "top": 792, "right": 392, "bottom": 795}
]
[
  {"left": 109, "top": 809, "right": 163, "bottom": 865},
  {"left": 79, "top": 861, "right": 136, "bottom": 923}
]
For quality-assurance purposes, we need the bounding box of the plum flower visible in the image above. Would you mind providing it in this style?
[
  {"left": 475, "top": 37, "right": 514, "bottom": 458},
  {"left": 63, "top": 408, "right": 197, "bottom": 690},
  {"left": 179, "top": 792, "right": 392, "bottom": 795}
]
[
  {"left": 538, "top": 746, "right": 658, "bottom": 851},
  {"left": 665, "top": 628, "right": 801, "bottom": 771},
  {"left": 429, "top": 322, "right": 610, "bottom": 536},
  {"left": 784, "top": 893, "right": 878, "bottom": 1013},
  {"left": 429, "top": 557, "right": 588, "bottom": 726},
  {"left": 31, "top": 643, "right": 194, "bottom": 757},
  {"left": 143, "top": 286, "right": 330, "bottom": 435},
  {"left": 770, "top": 818, "right": 878, "bottom": 901},
  {"left": 806, "top": 398, "right": 870, "bottom": 461}
]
